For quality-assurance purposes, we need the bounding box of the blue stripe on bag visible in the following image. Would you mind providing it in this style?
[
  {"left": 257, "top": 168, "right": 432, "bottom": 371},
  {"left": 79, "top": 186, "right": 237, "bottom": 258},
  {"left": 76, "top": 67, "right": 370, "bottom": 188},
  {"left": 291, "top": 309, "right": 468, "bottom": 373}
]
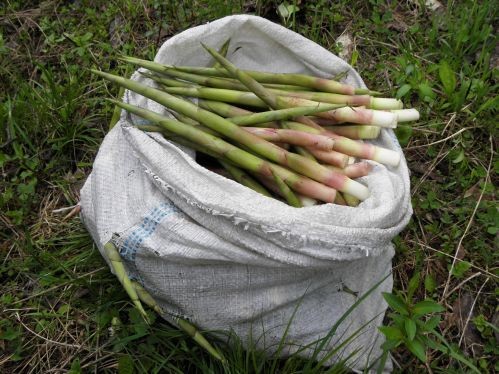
[{"left": 120, "top": 201, "right": 180, "bottom": 279}]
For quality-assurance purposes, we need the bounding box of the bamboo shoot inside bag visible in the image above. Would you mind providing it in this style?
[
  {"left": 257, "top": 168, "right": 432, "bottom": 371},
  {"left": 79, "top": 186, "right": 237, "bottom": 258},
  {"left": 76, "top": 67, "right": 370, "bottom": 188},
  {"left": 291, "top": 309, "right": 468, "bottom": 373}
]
[{"left": 80, "top": 15, "right": 412, "bottom": 372}]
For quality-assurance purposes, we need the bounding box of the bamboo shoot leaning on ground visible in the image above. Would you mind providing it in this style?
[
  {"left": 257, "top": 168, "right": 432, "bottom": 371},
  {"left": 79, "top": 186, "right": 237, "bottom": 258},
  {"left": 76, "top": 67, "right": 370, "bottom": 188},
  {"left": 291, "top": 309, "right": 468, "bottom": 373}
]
[{"left": 103, "top": 242, "right": 225, "bottom": 362}]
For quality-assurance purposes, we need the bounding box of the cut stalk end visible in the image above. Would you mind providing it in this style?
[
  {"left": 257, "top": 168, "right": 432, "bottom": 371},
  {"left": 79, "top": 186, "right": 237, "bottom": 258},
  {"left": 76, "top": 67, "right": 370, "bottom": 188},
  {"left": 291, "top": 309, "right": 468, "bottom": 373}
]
[
  {"left": 344, "top": 180, "right": 370, "bottom": 201},
  {"left": 369, "top": 97, "right": 403, "bottom": 110},
  {"left": 373, "top": 147, "right": 401, "bottom": 167},
  {"left": 298, "top": 195, "right": 318, "bottom": 206},
  {"left": 370, "top": 110, "right": 398, "bottom": 128},
  {"left": 390, "top": 108, "right": 420, "bottom": 122}
]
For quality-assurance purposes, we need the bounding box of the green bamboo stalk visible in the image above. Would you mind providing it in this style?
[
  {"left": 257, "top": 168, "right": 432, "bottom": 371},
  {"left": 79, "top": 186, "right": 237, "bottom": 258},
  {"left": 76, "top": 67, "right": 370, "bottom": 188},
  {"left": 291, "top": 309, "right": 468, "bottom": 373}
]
[
  {"left": 193, "top": 50, "right": 275, "bottom": 200},
  {"left": 136, "top": 124, "right": 227, "bottom": 160},
  {"left": 243, "top": 127, "right": 335, "bottom": 151},
  {"left": 176, "top": 318, "right": 225, "bottom": 362},
  {"left": 110, "top": 65, "right": 132, "bottom": 129},
  {"left": 284, "top": 121, "right": 400, "bottom": 167},
  {"left": 132, "top": 278, "right": 226, "bottom": 362},
  {"left": 136, "top": 120, "right": 271, "bottom": 198},
  {"left": 293, "top": 146, "right": 316, "bottom": 159},
  {"left": 201, "top": 43, "right": 390, "bottom": 167},
  {"left": 252, "top": 173, "right": 314, "bottom": 206},
  {"left": 120, "top": 56, "right": 377, "bottom": 95},
  {"left": 132, "top": 278, "right": 224, "bottom": 362},
  {"left": 110, "top": 85, "right": 127, "bottom": 129},
  {"left": 212, "top": 38, "right": 231, "bottom": 68},
  {"left": 131, "top": 280, "right": 162, "bottom": 315},
  {"left": 108, "top": 98, "right": 338, "bottom": 202},
  {"left": 260, "top": 88, "right": 402, "bottom": 109},
  {"left": 161, "top": 85, "right": 266, "bottom": 107},
  {"left": 170, "top": 110, "right": 201, "bottom": 126},
  {"left": 102, "top": 245, "right": 224, "bottom": 361},
  {"left": 334, "top": 192, "right": 347, "bottom": 205},
  {"left": 280, "top": 122, "right": 320, "bottom": 163},
  {"left": 141, "top": 109, "right": 219, "bottom": 137},
  {"left": 139, "top": 124, "right": 280, "bottom": 200},
  {"left": 271, "top": 170, "right": 302, "bottom": 207},
  {"left": 197, "top": 100, "right": 279, "bottom": 128},
  {"left": 136, "top": 121, "right": 273, "bottom": 194},
  {"left": 282, "top": 120, "right": 349, "bottom": 168},
  {"left": 290, "top": 104, "right": 398, "bottom": 127},
  {"left": 202, "top": 42, "right": 280, "bottom": 108},
  {"left": 196, "top": 96, "right": 348, "bottom": 126},
  {"left": 324, "top": 162, "right": 374, "bottom": 178},
  {"left": 198, "top": 99, "right": 253, "bottom": 117},
  {"left": 157, "top": 84, "right": 397, "bottom": 127},
  {"left": 135, "top": 124, "right": 163, "bottom": 132},
  {"left": 93, "top": 70, "right": 368, "bottom": 199},
  {"left": 149, "top": 64, "right": 314, "bottom": 92},
  {"left": 156, "top": 124, "right": 284, "bottom": 169},
  {"left": 227, "top": 104, "right": 344, "bottom": 125},
  {"left": 103, "top": 242, "right": 148, "bottom": 320},
  {"left": 263, "top": 83, "right": 315, "bottom": 91},
  {"left": 219, "top": 160, "right": 272, "bottom": 197},
  {"left": 155, "top": 68, "right": 253, "bottom": 92},
  {"left": 323, "top": 125, "right": 381, "bottom": 140},
  {"left": 343, "top": 193, "right": 360, "bottom": 207},
  {"left": 202, "top": 43, "right": 346, "bottom": 137},
  {"left": 140, "top": 71, "right": 195, "bottom": 88},
  {"left": 306, "top": 147, "right": 350, "bottom": 168}
]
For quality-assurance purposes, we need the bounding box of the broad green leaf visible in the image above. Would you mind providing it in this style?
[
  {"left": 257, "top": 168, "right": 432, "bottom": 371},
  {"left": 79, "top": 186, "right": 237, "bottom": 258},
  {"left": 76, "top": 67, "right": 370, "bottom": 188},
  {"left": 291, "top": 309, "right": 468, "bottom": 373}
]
[
  {"left": 390, "top": 313, "right": 406, "bottom": 327},
  {"left": 381, "top": 338, "right": 403, "bottom": 351},
  {"left": 423, "top": 315, "right": 441, "bottom": 331},
  {"left": 413, "top": 299, "right": 445, "bottom": 317},
  {"left": 379, "top": 326, "right": 404, "bottom": 341},
  {"left": 423, "top": 336, "right": 441, "bottom": 350},
  {"left": 350, "top": 49, "right": 359, "bottom": 66},
  {"left": 406, "top": 337, "right": 427, "bottom": 362},
  {"left": 451, "top": 261, "right": 471, "bottom": 278},
  {"left": 277, "top": 3, "right": 300, "bottom": 19},
  {"left": 475, "top": 95, "right": 499, "bottom": 116},
  {"left": 118, "top": 355, "right": 134, "bottom": 374},
  {"left": 396, "top": 84, "right": 411, "bottom": 99},
  {"left": 0, "top": 153, "right": 8, "bottom": 168},
  {"left": 433, "top": 331, "right": 482, "bottom": 373},
  {"left": 383, "top": 292, "right": 409, "bottom": 315},
  {"left": 452, "top": 149, "right": 465, "bottom": 163},
  {"left": 57, "top": 304, "right": 70, "bottom": 315},
  {"left": 407, "top": 273, "right": 420, "bottom": 301},
  {"left": 439, "top": 61, "right": 457, "bottom": 96},
  {"left": 405, "top": 318, "right": 417, "bottom": 341},
  {"left": 424, "top": 274, "right": 437, "bottom": 293},
  {"left": 418, "top": 83, "right": 436, "bottom": 101},
  {"left": 0, "top": 327, "right": 21, "bottom": 341},
  {"left": 68, "top": 358, "right": 81, "bottom": 374},
  {"left": 394, "top": 125, "right": 413, "bottom": 146}
]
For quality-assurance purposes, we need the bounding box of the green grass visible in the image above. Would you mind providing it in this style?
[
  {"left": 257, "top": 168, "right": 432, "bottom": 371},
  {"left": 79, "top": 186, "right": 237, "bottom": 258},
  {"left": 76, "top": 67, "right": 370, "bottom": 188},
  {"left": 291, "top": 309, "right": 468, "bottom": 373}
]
[{"left": 1, "top": 0, "right": 497, "bottom": 372}]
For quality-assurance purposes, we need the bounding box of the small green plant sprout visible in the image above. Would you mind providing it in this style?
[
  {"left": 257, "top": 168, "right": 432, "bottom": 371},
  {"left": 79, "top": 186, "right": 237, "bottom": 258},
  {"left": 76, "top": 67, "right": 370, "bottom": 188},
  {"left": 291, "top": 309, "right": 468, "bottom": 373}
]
[
  {"left": 277, "top": 2, "right": 300, "bottom": 28},
  {"left": 379, "top": 273, "right": 481, "bottom": 373}
]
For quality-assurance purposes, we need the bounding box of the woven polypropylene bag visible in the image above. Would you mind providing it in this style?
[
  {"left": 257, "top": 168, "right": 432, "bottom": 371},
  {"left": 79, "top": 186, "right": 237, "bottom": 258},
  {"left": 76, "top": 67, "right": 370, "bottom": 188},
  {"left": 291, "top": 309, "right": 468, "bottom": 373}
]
[{"left": 81, "top": 15, "right": 412, "bottom": 372}]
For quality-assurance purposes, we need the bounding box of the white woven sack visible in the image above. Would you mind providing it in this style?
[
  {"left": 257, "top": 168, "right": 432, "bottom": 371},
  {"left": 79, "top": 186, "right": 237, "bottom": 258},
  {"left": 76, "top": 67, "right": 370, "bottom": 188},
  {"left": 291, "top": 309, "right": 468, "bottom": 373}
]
[{"left": 80, "top": 15, "right": 412, "bottom": 372}]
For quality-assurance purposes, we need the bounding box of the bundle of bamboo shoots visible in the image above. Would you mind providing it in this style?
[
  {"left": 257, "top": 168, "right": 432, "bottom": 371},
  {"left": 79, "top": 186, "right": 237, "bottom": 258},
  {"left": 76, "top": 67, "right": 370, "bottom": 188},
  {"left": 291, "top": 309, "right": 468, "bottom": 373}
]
[{"left": 93, "top": 40, "right": 419, "bottom": 207}]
